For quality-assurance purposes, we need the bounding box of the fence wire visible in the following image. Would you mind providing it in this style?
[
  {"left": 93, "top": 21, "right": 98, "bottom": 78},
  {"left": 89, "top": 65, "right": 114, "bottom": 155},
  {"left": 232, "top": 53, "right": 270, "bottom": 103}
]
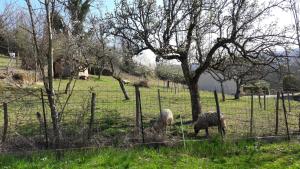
[{"left": 0, "top": 87, "right": 299, "bottom": 152}]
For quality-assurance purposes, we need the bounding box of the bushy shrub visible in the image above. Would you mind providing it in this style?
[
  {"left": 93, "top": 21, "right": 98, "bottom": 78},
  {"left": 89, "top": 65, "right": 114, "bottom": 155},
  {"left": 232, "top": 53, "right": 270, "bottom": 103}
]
[{"left": 283, "top": 75, "right": 300, "bottom": 92}]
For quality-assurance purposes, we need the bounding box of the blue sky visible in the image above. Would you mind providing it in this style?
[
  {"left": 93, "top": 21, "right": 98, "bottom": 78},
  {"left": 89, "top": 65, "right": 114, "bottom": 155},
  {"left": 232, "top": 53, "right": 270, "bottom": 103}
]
[{"left": 0, "top": 0, "right": 116, "bottom": 13}]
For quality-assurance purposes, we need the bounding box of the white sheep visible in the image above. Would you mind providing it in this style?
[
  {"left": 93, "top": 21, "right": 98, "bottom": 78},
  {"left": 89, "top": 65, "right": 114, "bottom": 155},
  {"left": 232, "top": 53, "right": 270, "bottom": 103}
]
[
  {"left": 194, "top": 111, "right": 226, "bottom": 137},
  {"left": 153, "top": 109, "right": 174, "bottom": 133}
]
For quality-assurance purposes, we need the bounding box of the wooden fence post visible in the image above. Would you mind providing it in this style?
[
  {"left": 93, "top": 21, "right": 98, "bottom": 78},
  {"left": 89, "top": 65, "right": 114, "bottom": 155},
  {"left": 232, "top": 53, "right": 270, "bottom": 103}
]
[
  {"left": 298, "top": 112, "right": 300, "bottom": 133},
  {"left": 135, "top": 86, "right": 144, "bottom": 143},
  {"left": 135, "top": 86, "right": 141, "bottom": 131},
  {"left": 250, "top": 91, "right": 254, "bottom": 136},
  {"left": 214, "top": 90, "right": 223, "bottom": 138},
  {"left": 281, "top": 92, "right": 290, "bottom": 140},
  {"left": 275, "top": 91, "right": 279, "bottom": 135},
  {"left": 2, "top": 103, "right": 8, "bottom": 143},
  {"left": 88, "top": 92, "right": 96, "bottom": 139},
  {"left": 180, "top": 114, "right": 186, "bottom": 149},
  {"left": 138, "top": 90, "right": 145, "bottom": 143},
  {"left": 41, "top": 89, "right": 48, "bottom": 148},
  {"left": 158, "top": 89, "right": 162, "bottom": 114},
  {"left": 263, "top": 92, "right": 266, "bottom": 110}
]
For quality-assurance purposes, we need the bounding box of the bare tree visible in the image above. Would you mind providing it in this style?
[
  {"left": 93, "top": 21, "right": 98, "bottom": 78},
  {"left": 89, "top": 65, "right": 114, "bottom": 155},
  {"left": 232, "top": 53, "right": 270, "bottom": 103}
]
[
  {"left": 25, "top": 0, "right": 63, "bottom": 152},
  {"left": 110, "top": 0, "right": 287, "bottom": 121},
  {"left": 109, "top": 54, "right": 130, "bottom": 100},
  {"left": 224, "top": 56, "right": 277, "bottom": 99},
  {"left": 208, "top": 69, "right": 229, "bottom": 102},
  {"left": 89, "top": 15, "right": 110, "bottom": 79}
]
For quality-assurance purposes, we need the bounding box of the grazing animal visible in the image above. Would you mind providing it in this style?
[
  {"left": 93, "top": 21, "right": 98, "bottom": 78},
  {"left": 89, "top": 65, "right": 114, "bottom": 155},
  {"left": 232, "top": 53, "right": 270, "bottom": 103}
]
[
  {"left": 194, "top": 112, "right": 226, "bottom": 137},
  {"left": 153, "top": 109, "right": 174, "bottom": 133}
]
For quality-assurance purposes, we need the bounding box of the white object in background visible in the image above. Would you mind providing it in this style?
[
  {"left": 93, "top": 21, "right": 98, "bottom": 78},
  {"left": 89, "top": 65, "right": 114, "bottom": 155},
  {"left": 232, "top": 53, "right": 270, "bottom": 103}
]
[
  {"left": 9, "top": 52, "right": 16, "bottom": 59},
  {"left": 7, "top": 52, "right": 16, "bottom": 67}
]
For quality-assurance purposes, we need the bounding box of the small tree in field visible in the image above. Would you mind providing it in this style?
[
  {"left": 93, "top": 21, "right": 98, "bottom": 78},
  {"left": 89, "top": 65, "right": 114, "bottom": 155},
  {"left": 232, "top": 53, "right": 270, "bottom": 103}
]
[
  {"left": 25, "top": 0, "right": 93, "bottom": 153},
  {"left": 109, "top": 48, "right": 131, "bottom": 100},
  {"left": 25, "top": 0, "right": 61, "bottom": 150}
]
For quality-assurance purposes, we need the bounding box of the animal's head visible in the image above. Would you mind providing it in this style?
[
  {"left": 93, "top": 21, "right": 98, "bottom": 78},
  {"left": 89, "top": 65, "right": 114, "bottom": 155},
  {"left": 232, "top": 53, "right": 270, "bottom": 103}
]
[{"left": 220, "top": 117, "right": 226, "bottom": 128}]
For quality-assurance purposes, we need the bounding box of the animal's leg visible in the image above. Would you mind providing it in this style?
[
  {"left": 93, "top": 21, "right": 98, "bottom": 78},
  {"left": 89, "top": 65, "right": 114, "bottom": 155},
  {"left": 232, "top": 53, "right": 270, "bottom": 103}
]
[
  {"left": 194, "top": 128, "right": 200, "bottom": 136},
  {"left": 164, "top": 122, "right": 167, "bottom": 134},
  {"left": 222, "top": 127, "right": 226, "bottom": 135},
  {"left": 205, "top": 128, "right": 209, "bottom": 138}
]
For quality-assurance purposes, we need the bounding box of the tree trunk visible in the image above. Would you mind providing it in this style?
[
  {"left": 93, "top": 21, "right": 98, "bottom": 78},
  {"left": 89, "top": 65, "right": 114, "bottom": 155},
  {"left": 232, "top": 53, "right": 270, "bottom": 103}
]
[
  {"left": 45, "top": 0, "right": 61, "bottom": 151},
  {"left": 113, "top": 76, "right": 130, "bottom": 100},
  {"left": 220, "top": 81, "right": 225, "bottom": 102},
  {"left": 64, "top": 77, "right": 73, "bottom": 94},
  {"left": 47, "top": 94, "right": 60, "bottom": 147},
  {"left": 98, "top": 67, "right": 104, "bottom": 79},
  {"left": 180, "top": 58, "right": 202, "bottom": 122},
  {"left": 234, "top": 80, "right": 241, "bottom": 100},
  {"left": 188, "top": 81, "right": 202, "bottom": 122}
]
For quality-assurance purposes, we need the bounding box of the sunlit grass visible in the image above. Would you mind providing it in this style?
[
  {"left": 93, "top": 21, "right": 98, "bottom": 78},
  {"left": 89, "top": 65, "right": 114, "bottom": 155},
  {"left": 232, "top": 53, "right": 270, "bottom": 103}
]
[
  {"left": 1, "top": 75, "right": 299, "bottom": 139},
  {"left": 1, "top": 139, "right": 300, "bottom": 169}
]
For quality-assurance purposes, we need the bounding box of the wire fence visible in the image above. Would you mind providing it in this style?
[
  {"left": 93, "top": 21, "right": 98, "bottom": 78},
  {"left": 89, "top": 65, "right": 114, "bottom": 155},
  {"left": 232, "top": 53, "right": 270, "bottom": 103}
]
[{"left": 0, "top": 87, "right": 299, "bottom": 152}]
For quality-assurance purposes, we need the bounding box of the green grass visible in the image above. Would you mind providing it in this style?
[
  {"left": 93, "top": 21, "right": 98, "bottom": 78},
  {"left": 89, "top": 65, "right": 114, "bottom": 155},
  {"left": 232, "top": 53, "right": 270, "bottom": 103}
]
[
  {"left": 1, "top": 139, "right": 300, "bottom": 168},
  {"left": 1, "top": 75, "right": 300, "bottom": 139},
  {"left": 1, "top": 74, "right": 300, "bottom": 168},
  {"left": 0, "top": 54, "right": 17, "bottom": 68}
]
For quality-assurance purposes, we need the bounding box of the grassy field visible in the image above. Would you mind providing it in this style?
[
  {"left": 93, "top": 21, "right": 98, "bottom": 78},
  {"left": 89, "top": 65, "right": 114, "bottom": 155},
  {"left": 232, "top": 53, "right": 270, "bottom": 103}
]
[
  {"left": 0, "top": 54, "right": 17, "bottom": 68},
  {"left": 1, "top": 139, "right": 300, "bottom": 169},
  {"left": 0, "top": 75, "right": 299, "bottom": 145},
  {"left": 0, "top": 72, "right": 300, "bottom": 168}
]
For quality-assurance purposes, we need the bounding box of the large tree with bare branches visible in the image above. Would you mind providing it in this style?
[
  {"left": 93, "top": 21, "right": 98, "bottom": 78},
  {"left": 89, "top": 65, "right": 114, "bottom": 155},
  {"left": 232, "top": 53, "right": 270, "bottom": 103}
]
[
  {"left": 25, "top": 0, "right": 64, "bottom": 153},
  {"left": 109, "top": 0, "right": 287, "bottom": 121}
]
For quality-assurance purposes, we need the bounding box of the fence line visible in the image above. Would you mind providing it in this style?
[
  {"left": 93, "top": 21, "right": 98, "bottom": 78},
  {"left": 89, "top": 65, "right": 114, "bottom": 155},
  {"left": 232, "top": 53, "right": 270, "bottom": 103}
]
[{"left": 0, "top": 88, "right": 299, "bottom": 152}]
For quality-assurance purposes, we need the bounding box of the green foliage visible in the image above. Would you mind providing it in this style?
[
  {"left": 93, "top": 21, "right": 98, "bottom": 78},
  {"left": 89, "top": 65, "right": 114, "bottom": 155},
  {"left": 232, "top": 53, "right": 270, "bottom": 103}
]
[
  {"left": 155, "top": 63, "right": 186, "bottom": 84},
  {"left": 66, "top": 0, "right": 92, "bottom": 35},
  {"left": 100, "top": 109, "right": 121, "bottom": 130},
  {"left": 283, "top": 75, "right": 300, "bottom": 92},
  {"left": 14, "top": 25, "right": 35, "bottom": 70}
]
